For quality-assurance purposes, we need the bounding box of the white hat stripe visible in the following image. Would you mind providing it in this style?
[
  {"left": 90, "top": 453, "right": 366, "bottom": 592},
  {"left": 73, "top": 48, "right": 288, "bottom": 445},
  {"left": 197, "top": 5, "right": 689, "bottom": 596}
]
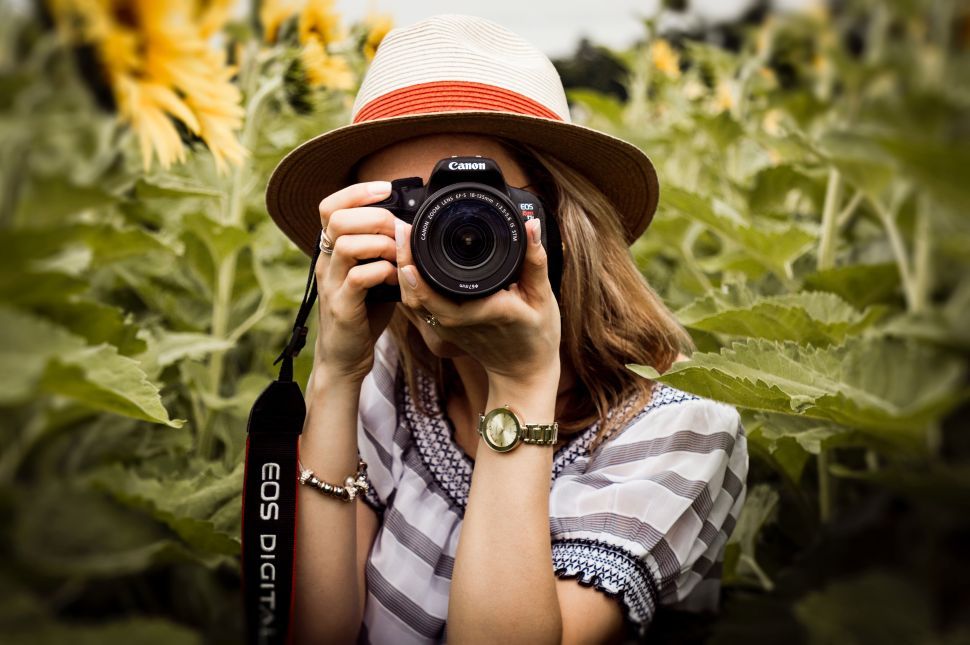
[{"left": 352, "top": 14, "right": 571, "bottom": 122}]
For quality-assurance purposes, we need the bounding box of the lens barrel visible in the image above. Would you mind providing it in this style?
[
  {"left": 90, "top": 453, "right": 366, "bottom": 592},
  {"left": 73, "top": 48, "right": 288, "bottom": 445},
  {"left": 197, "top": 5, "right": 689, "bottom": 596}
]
[{"left": 411, "top": 183, "right": 526, "bottom": 298}]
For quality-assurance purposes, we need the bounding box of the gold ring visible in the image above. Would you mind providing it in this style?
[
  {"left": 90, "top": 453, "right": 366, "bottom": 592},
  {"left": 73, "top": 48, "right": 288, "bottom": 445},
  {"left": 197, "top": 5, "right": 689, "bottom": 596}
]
[
  {"left": 424, "top": 312, "right": 440, "bottom": 328},
  {"left": 319, "top": 227, "right": 335, "bottom": 255}
]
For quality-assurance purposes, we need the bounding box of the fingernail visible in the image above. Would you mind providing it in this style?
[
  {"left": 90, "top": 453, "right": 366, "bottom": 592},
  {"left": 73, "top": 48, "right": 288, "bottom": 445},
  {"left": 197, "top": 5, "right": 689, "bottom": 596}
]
[
  {"left": 395, "top": 219, "right": 404, "bottom": 249},
  {"left": 369, "top": 181, "right": 392, "bottom": 196},
  {"left": 530, "top": 218, "right": 541, "bottom": 245},
  {"left": 403, "top": 266, "right": 417, "bottom": 288}
]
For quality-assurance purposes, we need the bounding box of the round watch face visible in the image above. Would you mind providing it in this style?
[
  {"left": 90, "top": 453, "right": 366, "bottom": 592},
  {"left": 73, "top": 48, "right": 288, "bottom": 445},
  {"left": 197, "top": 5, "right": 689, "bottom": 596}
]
[{"left": 481, "top": 408, "right": 520, "bottom": 452}]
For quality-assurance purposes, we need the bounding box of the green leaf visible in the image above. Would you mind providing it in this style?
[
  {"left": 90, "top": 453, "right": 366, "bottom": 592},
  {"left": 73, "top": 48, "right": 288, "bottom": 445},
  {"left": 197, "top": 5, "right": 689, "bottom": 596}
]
[
  {"left": 564, "top": 88, "right": 625, "bottom": 127},
  {"left": 134, "top": 174, "right": 223, "bottom": 199},
  {"left": 12, "top": 174, "right": 117, "bottom": 222},
  {"left": 68, "top": 222, "right": 174, "bottom": 264},
  {"left": 794, "top": 571, "right": 933, "bottom": 645},
  {"left": 627, "top": 337, "right": 966, "bottom": 444},
  {"left": 0, "top": 305, "right": 87, "bottom": 404},
  {"left": 662, "top": 185, "right": 816, "bottom": 279},
  {"left": 4, "top": 618, "right": 203, "bottom": 645},
  {"left": 875, "top": 134, "right": 970, "bottom": 214},
  {"left": 113, "top": 265, "right": 212, "bottom": 331},
  {"left": 802, "top": 263, "right": 901, "bottom": 308},
  {"left": 815, "top": 130, "right": 896, "bottom": 198},
  {"left": 41, "top": 344, "right": 186, "bottom": 428},
  {"left": 183, "top": 212, "right": 249, "bottom": 263},
  {"left": 829, "top": 463, "right": 970, "bottom": 513},
  {"left": 89, "top": 461, "right": 243, "bottom": 556},
  {"left": 746, "top": 413, "right": 866, "bottom": 484},
  {"left": 12, "top": 483, "right": 211, "bottom": 577},
  {"left": 135, "top": 328, "right": 235, "bottom": 375},
  {"left": 693, "top": 111, "right": 744, "bottom": 148},
  {"left": 723, "top": 483, "right": 779, "bottom": 590},
  {"left": 675, "top": 284, "right": 883, "bottom": 345},
  {"left": 749, "top": 164, "right": 824, "bottom": 214},
  {"left": 30, "top": 298, "right": 147, "bottom": 356}
]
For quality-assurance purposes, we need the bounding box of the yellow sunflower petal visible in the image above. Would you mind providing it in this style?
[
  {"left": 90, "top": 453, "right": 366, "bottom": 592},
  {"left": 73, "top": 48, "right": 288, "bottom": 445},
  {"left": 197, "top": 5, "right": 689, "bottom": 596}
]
[
  {"left": 650, "top": 39, "right": 681, "bottom": 79},
  {"left": 299, "top": 0, "right": 345, "bottom": 46},
  {"left": 362, "top": 12, "right": 393, "bottom": 61},
  {"left": 300, "top": 36, "right": 354, "bottom": 89},
  {"left": 261, "top": 0, "right": 305, "bottom": 44}
]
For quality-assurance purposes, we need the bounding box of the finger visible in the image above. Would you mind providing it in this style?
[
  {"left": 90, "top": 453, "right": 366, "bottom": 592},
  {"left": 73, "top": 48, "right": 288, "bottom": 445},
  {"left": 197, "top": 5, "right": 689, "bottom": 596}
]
[
  {"left": 326, "top": 206, "right": 398, "bottom": 240},
  {"left": 319, "top": 181, "right": 392, "bottom": 230},
  {"left": 515, "top": 218, "right": 552, "bottom": 302},
  {"left": 395, "top": 221, "right": 465, "bottom": 325},
  {"left": 333, "top": 259, "right": 398, "bottom": 316},
  {"left": 326, "top": 233, "right": 399, "bottom": 290}
]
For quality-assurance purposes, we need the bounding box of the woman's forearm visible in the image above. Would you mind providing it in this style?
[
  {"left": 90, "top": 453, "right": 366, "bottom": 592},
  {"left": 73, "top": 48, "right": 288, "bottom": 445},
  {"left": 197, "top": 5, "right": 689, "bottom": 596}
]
[
  {"left": 293, "top": 364, "right": 366, "bottom": 644},
  {"left": 448, "top": 364, "right": 564, "bottom": 644}
]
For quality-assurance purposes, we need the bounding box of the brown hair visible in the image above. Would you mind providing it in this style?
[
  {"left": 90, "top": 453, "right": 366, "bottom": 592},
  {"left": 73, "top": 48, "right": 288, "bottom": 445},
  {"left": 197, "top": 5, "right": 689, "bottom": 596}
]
[{"left": 382, "top": 138, "right": 692, "bottom": 454}]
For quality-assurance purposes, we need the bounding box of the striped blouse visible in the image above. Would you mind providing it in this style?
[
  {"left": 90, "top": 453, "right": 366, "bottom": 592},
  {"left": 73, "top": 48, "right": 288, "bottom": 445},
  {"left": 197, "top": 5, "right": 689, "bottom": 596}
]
[{"left": 352, "top": 331, "right": 748, "bottom": 643}]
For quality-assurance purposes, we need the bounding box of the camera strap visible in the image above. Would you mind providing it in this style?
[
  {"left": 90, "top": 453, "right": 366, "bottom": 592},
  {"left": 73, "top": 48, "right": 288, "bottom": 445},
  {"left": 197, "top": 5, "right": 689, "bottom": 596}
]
[{"left": 241, "top": 231, "right": 321, "bottom": 645}]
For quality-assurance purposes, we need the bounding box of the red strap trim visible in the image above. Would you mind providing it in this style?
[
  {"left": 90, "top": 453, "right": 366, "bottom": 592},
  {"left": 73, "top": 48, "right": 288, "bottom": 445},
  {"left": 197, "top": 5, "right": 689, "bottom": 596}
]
[{"left": 353, "top": 80, "right": 563, "bottom": 123}]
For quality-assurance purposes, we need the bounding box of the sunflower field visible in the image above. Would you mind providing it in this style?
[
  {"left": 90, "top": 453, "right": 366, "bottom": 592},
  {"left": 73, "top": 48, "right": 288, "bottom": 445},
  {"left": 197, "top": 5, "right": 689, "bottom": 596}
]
[{"left": 0, "top": 1, "right": 968, "bottom": 643}]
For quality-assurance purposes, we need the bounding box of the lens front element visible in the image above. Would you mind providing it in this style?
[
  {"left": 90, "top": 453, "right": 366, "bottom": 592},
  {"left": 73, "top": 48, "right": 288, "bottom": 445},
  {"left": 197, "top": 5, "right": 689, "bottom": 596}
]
[
  {"left": 440, "top": 207, "right": 495, "bottom": 270},
  {"left": 412, "top": 183, "right": 526, "bottom": 299}
]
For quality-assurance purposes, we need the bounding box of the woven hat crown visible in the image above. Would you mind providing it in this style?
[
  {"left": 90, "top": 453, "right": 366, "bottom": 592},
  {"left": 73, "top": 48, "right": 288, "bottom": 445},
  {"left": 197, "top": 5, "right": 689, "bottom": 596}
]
[{"left": 351, "top": 14, "right": 572, "bottom": 124}]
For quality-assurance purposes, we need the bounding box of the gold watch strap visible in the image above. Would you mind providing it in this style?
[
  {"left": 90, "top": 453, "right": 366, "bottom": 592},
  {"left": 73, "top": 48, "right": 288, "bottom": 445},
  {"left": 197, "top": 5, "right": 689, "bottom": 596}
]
[
  {"left": 521, "top": 422, "right": 559, "bottom": 445},
  {"left": 502, "top": 403, "right": 557, "bottom": 446}
]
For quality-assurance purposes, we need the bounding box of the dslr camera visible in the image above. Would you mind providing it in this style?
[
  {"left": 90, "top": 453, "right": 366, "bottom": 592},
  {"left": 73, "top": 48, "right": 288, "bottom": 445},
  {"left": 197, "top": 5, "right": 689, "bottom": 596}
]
[{"left": 362, "top": 155, "right": 563, "bottom": 303}]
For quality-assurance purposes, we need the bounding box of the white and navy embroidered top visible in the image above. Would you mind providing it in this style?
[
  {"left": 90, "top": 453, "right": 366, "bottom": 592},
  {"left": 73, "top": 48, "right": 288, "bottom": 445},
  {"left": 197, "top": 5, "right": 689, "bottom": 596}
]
[{"left": 353, "top": 331, "right": 748, "bottom": 644}]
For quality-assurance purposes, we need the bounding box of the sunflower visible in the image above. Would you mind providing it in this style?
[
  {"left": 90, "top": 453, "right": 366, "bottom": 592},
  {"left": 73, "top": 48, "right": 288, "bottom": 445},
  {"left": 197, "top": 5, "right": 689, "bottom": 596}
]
[
  {"left": 298, "top": 0, "right": 345, "bottom": 45},
  {"left": 261, "top": 0, "right": 359, "bottom": 90},
  {"left": 650, "top": 38, "right": 681, "bottom": 79},
  {"left": 49, "top": 0, "right": 246, "bottom": 174},
  {"left": 362, "top": 11, "right": 393, "bottom": 61},
  {"left": 300, "top": 36, "right": 354, "bottom": 89},
  {"left": 260, "top": 0, "right": 303, "bottom": 44}
]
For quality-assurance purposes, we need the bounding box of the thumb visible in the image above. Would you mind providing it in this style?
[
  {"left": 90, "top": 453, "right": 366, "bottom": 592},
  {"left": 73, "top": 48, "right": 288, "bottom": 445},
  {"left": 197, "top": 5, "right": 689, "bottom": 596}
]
[{"left": 516, "top": 218, "right": 551, "bottom": 299}]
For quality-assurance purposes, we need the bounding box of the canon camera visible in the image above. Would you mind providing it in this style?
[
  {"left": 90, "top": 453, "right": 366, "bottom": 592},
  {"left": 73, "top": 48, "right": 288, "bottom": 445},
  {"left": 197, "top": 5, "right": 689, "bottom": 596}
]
[{"left": 361, "top": 155, "right": 563, "bottom": 303}]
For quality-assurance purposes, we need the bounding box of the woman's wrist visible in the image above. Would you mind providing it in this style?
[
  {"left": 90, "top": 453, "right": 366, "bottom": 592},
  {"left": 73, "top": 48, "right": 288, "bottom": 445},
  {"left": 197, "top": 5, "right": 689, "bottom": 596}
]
[
  {"left": 485, "top": 360, "right": 560, "bottom": 424},
  {"left": 308, "top": 362, "right": 366, "bottom": 399}
]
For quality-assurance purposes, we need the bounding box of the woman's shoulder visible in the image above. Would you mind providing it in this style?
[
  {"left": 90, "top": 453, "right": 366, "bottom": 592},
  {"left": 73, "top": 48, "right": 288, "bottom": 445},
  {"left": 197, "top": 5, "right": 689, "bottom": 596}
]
[{"left": 601, "top": 382, "right": 743, "bottom": 451}]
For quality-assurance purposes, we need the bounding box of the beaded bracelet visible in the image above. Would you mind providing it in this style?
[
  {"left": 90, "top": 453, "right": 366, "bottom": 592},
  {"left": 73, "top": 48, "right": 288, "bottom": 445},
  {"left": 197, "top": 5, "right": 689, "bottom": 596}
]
[{"left": 298, "top": 457, "right": 369, "bottom": 502}]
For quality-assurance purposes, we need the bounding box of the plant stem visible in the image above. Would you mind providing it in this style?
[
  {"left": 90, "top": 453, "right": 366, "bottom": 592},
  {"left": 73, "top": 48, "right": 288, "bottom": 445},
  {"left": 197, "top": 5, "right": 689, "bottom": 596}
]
[
  {"left": 818, "top": 449, "right": 832, "bottom": 523},
  {"left": 912, "top": 195, "right": 932, "bottom": 314},
  {"left": 870, "top": 195, "right": 919, "bottom": 312},
  {"left": 817, "top": 167, "right": 842, "bottom": 271},
  {"left": 836, "top": 190, "right": 864, "bottom": 230},
  {"left": 682, "top": 222, "right": 714, "bottom": 292},
  {"left": 199, "top": 52, "right": 282, "bottom": 457},
  {"left": 740, "top": 554, "right": 775, "bottom": 592},
  {"left": 228, "top": 296, "right": 271, "bottom": 344}
]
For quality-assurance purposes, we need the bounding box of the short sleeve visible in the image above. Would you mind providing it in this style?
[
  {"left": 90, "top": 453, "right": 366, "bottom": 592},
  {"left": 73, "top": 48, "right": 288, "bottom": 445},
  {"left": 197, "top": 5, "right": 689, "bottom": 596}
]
[
  {"left": 355, "top": 330, "right": 405, "bottom": 515},
  {"left": 548, "top": 386, "right": 748, "bottom": 640}
]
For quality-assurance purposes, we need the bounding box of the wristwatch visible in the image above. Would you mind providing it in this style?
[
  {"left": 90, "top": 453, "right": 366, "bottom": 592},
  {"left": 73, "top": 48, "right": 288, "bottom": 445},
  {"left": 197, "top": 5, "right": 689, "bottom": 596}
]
[{"left": 478, "top": 404, "right": 559, "bottom": 453}]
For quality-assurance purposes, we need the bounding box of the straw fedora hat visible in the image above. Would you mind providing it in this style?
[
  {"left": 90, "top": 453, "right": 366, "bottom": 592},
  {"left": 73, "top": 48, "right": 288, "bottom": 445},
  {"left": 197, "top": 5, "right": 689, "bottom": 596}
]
[{"left": 265, "top": 13, "right": 660, "bottom": 258}]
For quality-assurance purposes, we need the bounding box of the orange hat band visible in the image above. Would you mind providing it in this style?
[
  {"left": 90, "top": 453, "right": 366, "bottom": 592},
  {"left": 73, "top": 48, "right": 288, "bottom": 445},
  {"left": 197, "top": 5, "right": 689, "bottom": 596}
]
[{"left": 352, "top": 80, "right": 564, "bottom": 124}]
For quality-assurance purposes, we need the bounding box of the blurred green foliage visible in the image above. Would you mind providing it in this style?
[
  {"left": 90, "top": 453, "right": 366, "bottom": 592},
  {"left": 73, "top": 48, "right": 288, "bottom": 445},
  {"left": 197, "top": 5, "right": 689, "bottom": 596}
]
[{"left": 0, "top": 1, "right": 968, "bottom": 643}]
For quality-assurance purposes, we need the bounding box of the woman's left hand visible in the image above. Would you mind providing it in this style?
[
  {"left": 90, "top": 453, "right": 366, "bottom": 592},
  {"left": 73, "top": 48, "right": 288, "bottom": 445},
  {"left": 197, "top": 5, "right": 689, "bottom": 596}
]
[{"left": 395, "top": 217, "right": 561, "bottom": 387}]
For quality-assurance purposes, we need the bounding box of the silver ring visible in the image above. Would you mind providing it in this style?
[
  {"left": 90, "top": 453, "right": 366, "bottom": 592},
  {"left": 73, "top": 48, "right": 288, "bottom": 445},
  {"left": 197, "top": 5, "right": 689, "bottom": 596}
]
[
  {"left": 319, "top": 228, "right": 335, "bottom": 255},
  {"left": 424, "top": 312, "right": 440, "bottom": 328}
]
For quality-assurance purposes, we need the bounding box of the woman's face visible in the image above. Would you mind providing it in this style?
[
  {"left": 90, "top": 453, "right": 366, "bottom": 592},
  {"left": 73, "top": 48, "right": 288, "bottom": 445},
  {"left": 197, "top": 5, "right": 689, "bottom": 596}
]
[{"left": 354, "top": 133, "right": 536, "bottom": 359}]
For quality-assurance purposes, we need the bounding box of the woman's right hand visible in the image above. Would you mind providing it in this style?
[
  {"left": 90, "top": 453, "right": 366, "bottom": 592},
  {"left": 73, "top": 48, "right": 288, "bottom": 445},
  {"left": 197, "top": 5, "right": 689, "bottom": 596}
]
[{"left": 314, "top": 180, "right": 399, "bottom": 384}]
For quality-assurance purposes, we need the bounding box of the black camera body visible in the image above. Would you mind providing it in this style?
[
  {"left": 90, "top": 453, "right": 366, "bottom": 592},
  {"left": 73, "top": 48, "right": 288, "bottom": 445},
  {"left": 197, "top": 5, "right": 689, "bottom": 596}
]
[{"left": 362, "top": 155, "right": 563, "bottom": 303}]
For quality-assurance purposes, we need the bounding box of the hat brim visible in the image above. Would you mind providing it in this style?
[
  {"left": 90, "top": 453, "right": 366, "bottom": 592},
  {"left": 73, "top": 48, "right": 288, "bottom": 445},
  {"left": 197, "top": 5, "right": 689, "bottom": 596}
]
[{"left": 265, "top": 110, "right": 659, "bottom": 257}]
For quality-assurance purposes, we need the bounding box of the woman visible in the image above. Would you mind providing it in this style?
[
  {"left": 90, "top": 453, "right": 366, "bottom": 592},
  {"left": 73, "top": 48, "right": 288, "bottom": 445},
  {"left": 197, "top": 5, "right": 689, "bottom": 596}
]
[{"left": 265, "top": 14, "right": 748, "bottom": 645}]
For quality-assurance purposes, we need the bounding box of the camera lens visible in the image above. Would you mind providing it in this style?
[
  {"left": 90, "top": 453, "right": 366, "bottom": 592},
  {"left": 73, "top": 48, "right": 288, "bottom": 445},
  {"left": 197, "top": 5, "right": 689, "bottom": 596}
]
[
  {"left": 441, "top": 213, "right": 494, "bottom": 269},
  {"left": 413, "top": 185, "right": 526, "bottom": 299}
]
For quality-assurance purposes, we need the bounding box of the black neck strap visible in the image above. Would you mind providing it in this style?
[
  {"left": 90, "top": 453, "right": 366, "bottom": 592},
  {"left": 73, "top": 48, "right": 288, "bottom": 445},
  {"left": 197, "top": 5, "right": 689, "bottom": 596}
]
[{"left": 241, "top": 230, "right": 322, "bottom": 645}]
